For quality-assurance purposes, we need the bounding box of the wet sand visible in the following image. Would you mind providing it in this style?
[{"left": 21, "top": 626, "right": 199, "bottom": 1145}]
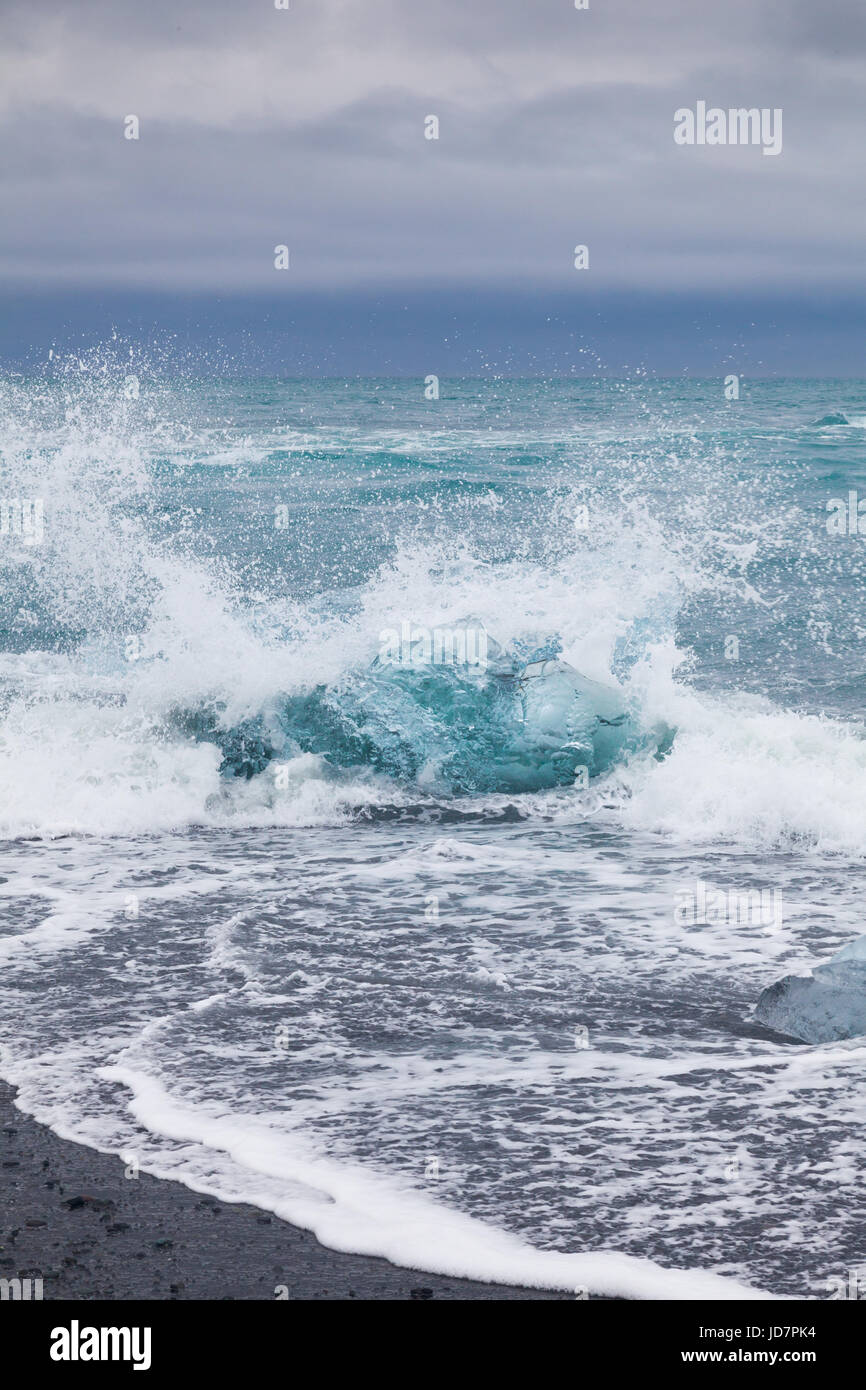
[{"left": 0, "top": 1081, "right": 569, "bottom": 1300}]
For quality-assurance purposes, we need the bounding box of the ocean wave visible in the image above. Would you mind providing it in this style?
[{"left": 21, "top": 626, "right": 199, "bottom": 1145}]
[{"left": 1, "top": 357, "right": 866, "bottom": 855}]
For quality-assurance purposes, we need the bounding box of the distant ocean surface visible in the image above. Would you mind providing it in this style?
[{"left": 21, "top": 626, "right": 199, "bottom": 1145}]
[{"left": 2, "top": 364, "right": 866, "bottom": 1297}]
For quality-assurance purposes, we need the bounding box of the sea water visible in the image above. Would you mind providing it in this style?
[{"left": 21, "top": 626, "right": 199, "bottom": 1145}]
[{"left": 1, "top": 360, "right": 865, "bottom": 1298}]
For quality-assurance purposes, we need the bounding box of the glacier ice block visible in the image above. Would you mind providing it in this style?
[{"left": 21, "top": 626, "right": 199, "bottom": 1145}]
[{"left": 755, "top": 935, "right": 866, "bottom": 1043}]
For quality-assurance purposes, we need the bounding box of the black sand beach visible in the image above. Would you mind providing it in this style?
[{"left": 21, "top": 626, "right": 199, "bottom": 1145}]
[{"left": 0, "top": 1081, "right": 567, "bottom": 1301}]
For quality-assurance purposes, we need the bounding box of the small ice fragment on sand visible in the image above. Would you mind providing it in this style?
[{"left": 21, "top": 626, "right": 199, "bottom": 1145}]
[{"left": 755, "top": 935, "right": 866, "bottom": 1043}]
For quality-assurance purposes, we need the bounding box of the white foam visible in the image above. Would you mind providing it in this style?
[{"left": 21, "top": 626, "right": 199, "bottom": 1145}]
[
  {"left": 618, "top": 655, "right": 866, "bottom": 854},
  {"left": 0, "top": 910, "right": 99, "bottom": 963},
  {"left": 91, "top": 1064, "right": 774, "bottom": 1300}
]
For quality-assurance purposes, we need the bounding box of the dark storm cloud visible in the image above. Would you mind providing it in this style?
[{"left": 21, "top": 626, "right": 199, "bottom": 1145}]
[{"left": 0, "top": 0, "right": 863, "bottom": 293}]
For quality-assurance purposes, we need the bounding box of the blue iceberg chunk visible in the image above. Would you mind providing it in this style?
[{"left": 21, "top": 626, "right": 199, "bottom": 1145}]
[
  {"left": 276, "top": 633, "right": 670, "bottom": 794},
  {"left": 755, "top": 935, "right": 866, "bottom": 1043},
  {"left": 179, "top": 620, "right": 675, "bottom": 796}
]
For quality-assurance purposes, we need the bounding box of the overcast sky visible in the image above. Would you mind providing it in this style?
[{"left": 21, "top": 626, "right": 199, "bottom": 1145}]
[{"left": 0, "top": 0, "right": 863, "bottom": 369}]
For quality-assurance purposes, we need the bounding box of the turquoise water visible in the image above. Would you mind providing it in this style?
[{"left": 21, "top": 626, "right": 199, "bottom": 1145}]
[{"left": 1, "top": 362, "right": 865, "bottom": 1296}]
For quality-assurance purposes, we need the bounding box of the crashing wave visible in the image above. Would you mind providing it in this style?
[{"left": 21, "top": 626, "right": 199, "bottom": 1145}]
[{"left": 186, "top": 621, "right": 674, "bottom": 795}]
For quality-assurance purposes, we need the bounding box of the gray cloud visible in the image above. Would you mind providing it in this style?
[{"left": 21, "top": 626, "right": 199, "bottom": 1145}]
[{"left": 0, "top": 0, "right": 862, "bottom": 294}]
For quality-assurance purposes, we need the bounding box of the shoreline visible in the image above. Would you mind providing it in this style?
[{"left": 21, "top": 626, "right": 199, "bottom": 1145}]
[{"left": 0, "top": 1081, "right": 570, "bottom": 1301}]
